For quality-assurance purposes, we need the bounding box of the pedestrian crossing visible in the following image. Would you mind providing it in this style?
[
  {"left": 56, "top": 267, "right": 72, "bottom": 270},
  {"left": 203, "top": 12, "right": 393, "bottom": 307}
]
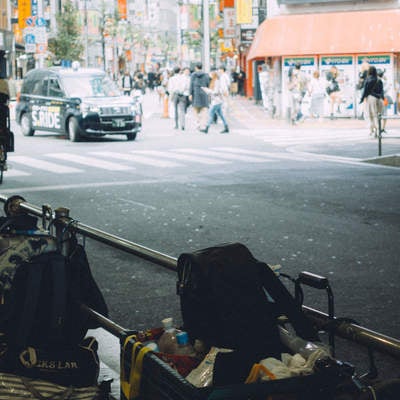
[
  {"left": 5, "top": 147, "right": 361, "bottom": 178},
  {"left": 235, "top": 128, "right": 371, "bottom": 147}
]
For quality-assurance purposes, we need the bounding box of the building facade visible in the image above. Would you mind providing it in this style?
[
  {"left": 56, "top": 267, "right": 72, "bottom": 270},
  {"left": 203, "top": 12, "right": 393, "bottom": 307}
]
[{"left": 245, "top": 0, "right": 400, "bottom": 119}]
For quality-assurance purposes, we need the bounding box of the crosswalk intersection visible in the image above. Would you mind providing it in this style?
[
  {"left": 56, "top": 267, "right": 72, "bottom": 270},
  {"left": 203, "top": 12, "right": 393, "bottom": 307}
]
[{"left": 5, "top": 144, "right": 366, "bottom": 178}]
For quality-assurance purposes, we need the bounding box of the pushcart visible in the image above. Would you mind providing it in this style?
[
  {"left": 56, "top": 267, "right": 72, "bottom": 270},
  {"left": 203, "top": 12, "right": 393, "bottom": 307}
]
[{"left": 0, "top": 195, "right": 399, "bottom": 400}]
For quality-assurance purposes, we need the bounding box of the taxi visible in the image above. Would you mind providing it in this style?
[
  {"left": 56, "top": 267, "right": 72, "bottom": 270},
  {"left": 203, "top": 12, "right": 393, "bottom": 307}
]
[{"left": 16, "top": 66, "right": 142, "bottom": 142}]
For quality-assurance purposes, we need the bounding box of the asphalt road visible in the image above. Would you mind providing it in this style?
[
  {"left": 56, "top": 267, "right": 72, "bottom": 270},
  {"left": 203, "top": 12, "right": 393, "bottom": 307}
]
[{"left": 3, "top": 93, "right": 400, "bottom": 388}]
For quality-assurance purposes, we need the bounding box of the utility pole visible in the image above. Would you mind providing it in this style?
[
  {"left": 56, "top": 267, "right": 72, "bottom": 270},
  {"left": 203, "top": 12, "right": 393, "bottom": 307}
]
[
  {"left": 84, "top": 0, "right": 89, "bottom": 67},
  {"left": 203, "top": 0, "right": 210, "bottom": 73}
]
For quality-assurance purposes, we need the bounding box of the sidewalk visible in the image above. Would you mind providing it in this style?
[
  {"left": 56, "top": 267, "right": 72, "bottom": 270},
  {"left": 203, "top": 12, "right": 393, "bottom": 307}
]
[
  {"left": 228, "top": 96, "right": 400, "bottom": 166},
  {"left": 229, "top": 95, "right": 400, "bottom": 130}
]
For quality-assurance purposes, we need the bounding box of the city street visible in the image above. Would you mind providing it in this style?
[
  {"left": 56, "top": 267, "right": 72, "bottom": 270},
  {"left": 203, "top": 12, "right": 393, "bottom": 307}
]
[{"left": 3, "top": 92, "right": 400, "bottom": 388}]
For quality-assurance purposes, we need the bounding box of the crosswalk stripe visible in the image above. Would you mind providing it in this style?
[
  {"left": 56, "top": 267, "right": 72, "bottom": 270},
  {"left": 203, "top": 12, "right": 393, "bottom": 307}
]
[
  {"left": 3, "top": 168, "right": 31, "bottom": 177},
  {"left": 132, "top": 150, "right": 229, "bottom": 165},
  {"left": 173, "top": 148, "right": 275, "bottom": 163},
  {"left": 261, "top": 135, "right": 368, "bottom": 145},
  {"left": 10, "top": 156, "right": 82, "bottom": 173},
  {"left": 213, "top": 147, "right": 314, "bottom": 162},
  {"left": 90, "top": 151, "right": 182, "bottom": 167},
  {"left": 46, "top": 153, "right": 133, "bottom": 171}
]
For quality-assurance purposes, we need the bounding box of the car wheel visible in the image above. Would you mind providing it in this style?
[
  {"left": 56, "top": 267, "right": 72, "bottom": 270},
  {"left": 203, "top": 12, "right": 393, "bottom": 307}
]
[
  {"left": 68, "top": 117, "right": 81, "bottom": 142},
  {"left": 20, "top": 113, "right": 35, "bottom": 136},
  {"left": 127, "top": 132, "right": 137, "bottom": 141}
]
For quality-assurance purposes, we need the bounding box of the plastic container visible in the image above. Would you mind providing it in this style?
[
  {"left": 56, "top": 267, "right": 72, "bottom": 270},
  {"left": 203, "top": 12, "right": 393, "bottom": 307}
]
[
  {"left": 279, "top": 327, "right": 331, "bottom": 360},
  {"left": 175, "top": 332, "right": 196, "bottom": 356},
  {"left": 158, "top": 317, "right": 179, "bottom": 354}
]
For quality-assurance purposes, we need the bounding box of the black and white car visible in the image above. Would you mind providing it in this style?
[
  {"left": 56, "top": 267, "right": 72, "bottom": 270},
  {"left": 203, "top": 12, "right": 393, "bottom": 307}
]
[{"left": 16, "top": 67, "right": 142, "bottom": 142}]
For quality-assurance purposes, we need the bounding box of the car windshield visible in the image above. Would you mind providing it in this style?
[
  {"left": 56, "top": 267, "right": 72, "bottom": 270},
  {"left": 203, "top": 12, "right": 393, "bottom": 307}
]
[{"left": 61, "top": 74, "right": 121, "bottom": 97}]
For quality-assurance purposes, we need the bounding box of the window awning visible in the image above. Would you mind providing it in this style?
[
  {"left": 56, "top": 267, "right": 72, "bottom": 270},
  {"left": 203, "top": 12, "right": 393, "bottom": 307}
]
[{"left": 247, "top": 9, "right": 400, "bottom": 60}]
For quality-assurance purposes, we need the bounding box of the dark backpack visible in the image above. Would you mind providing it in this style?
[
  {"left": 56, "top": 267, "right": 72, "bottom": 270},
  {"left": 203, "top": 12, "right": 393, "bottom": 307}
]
[
  {"left": 177, "top": 243, "right": 319, "bottom": 359},
  {"left": 0, "top": 215, "right": 108, "bottom": 386}
]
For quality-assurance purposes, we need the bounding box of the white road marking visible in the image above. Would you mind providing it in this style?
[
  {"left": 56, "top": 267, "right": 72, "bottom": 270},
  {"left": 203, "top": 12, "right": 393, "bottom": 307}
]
[
  {"left": 90, "top": 151, "right": 182, "bottom": 167},
  {"left": 10, "top": 156, "right": 82, "bottom": 173},
  {"left": 213, "top": 147, "right": 315, "bottom": 162},
  {"left": 173, "top": 148, "right": 275, "bottom": 163},
  {"left": 132, "top": 150, "right": 229, "bottom": 165},
  {"left": 46, "top": 153, "right": 133, "bottom": 171}
]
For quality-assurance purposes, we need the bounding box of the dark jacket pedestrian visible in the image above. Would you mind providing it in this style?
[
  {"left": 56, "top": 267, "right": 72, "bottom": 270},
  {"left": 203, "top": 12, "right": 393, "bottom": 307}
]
[
  {"left": 190, "top": 65, "right": 210, "bottom": 108},
  {"left": 360, "top": 66, "right": 384, "bottom": 137},
  {"left": 189, "top": 63, "right": 210, "bottom": 130}
]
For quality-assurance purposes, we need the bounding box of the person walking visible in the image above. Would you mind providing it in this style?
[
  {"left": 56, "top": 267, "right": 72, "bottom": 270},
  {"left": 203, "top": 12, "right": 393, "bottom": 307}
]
[
  {"left": 218, "top": 66, "right": 231, "bottom": 115},
  {"left": 189, "top": 62, "right": 210, "bottom": 131},
  {"left": 326, "top": 66, "right": 341, "bottom": 119},
  {"left": 175, "top": 67, "right": 191, "bottom": 131},
  {"left": 200, "top": 70, "right": 229, "bottom": 134},
  {"left": 121, "top": 70, "right": 133, "bottom": 96},
  {"left": 167, "top": 67, "right": 182, "bottom": 129},
  {"left": 287, "top": 66, "right": 302, "bottom": 124},
  {"left": 378, "top": 69, "right": 389, "bottom": 133},
  {"left": 308, "top": 70, "right": 326, "bottom": 119},
  {"left": 360, "top": 65, "right": 384, "bottom": 137}
]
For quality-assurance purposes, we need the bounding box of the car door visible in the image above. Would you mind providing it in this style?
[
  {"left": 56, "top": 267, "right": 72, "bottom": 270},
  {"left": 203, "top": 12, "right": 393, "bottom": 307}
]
[{"left": 38, "top": 76, "right": 66, "bottom": 134}]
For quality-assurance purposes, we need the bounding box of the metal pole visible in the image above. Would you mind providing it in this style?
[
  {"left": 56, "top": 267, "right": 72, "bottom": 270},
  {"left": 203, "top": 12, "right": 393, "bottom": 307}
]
[
  {"left": 1, "top": 194, "right": 400, "bottom": 359},
  {"left": 378, "top": 113, "right": 382, "bottom": 156},
  {"left": 303, "top": 306, "right": 400, "bottom": 360},
  {"left": 84, "top": 0, "right": 89, "bottom": 67},
  {"left": 203, "top": 0, "right": 210, "bottom": 73}
]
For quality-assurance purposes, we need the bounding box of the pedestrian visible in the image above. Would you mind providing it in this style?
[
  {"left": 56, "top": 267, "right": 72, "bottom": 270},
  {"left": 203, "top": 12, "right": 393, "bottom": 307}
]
[
  {"left": 326, "top": 66, "right": 341, "bottom": 119},
  {"left": 167, "top": 66, "right": 183, "bottom": 129},
  {"left": 174, "top": 67, "right": 191, "bottom": 131},
  {"left": 237, "top": 69, "right": 246, "bottom": 96},
  {"left": 287, "top": 68, "right": 299, "bottom": 124},
  {"left": 121, "top": 70, "right": 133, "bottom": 96},
  {"left": 230, "top": 69, "right": 239, "bottom": 96},
  {"left": 189, "top": 62, "right": 210, "bottom": 131},
  {"left": 0, "top": 77, "right": 10, "bottom": 171},
  {"left": 218, "top": 66, "right": 231, "bottom": 115},
  {"left": 200, "top": 70, "right": 229, "bottom": 134},
  {"left": 360, "top": 65, "right": 384, "bottom": 137},
  {"left": 378, "top": 69, "right": 389, "bottom": 133},
  {"left": 287, "top": 63, "right": 306, "bottom": 124},
  {"left": 308, "top": 70, "right": 326, "bottom": 119},
  {"left": 133, "top": 71, "right": 146, "bottom": 94}
]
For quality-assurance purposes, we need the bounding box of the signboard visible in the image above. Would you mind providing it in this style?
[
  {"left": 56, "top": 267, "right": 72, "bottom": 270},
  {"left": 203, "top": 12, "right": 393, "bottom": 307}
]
[
  {"left": 19, "top": 0, "right": 31, "bottom": 29},
  {"left": 236, "top": 0, "right": 252, "bottom": 24},
  {"left": 357, "top": 54, "right": 394, "bottom": 115},
  {"left": 117, "top": 0, "right": 127, "bottom": 20},
  {"left": 223, "top": 8, "right": 236, "bottom": 38},
  {"left": 320, "top": 55, "right": 355, "bottom": 117},
  {"left": 282, "top": 56, "right": 317, "bottom": 116},
  {"left": 240, "top": 29, "right": 256, "bottom": 43}
]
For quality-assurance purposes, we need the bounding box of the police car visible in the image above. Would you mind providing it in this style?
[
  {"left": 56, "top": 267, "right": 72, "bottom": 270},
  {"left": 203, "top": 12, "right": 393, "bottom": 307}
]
[{"left": 16, "top": 66, "right": 142, "bottom": 142}]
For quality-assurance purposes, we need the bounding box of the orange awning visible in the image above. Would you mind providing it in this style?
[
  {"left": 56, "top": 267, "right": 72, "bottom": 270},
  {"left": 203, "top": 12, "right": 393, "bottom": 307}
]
[{"left": 247, "top": 9, "right": 400, "bottom": 60}]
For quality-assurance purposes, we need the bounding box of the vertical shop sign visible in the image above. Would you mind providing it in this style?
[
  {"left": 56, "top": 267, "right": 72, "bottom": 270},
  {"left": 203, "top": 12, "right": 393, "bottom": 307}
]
[
  {"left": 236, "top": 0, "right": 252, "bottom": 25},
  {"left": 223, "top": 8, "right": 236, "bottom": 38},
  {"left": 19, "top": 0, "right": 31, "bottom": 29},
  {"left": 31, "top": 0, "right": 38, "bottom": 16},
  {"left": 117, "top": 0, "right": 127, "bottom": 20}
]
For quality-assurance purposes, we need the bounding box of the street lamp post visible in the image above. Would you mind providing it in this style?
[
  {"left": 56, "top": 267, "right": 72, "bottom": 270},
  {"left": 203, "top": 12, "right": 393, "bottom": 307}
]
[
  {"left": 203, "top": 0, "right": 210, "bottom": 72},
  {"left": 84, "top": 0, "right": 89, "bottom": 67}
]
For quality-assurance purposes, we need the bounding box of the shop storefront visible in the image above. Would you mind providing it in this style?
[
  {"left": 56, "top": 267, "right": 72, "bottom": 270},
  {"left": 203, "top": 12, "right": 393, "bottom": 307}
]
[{"left": 246, "top": 9, "right": 400, "bottom": 119}]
